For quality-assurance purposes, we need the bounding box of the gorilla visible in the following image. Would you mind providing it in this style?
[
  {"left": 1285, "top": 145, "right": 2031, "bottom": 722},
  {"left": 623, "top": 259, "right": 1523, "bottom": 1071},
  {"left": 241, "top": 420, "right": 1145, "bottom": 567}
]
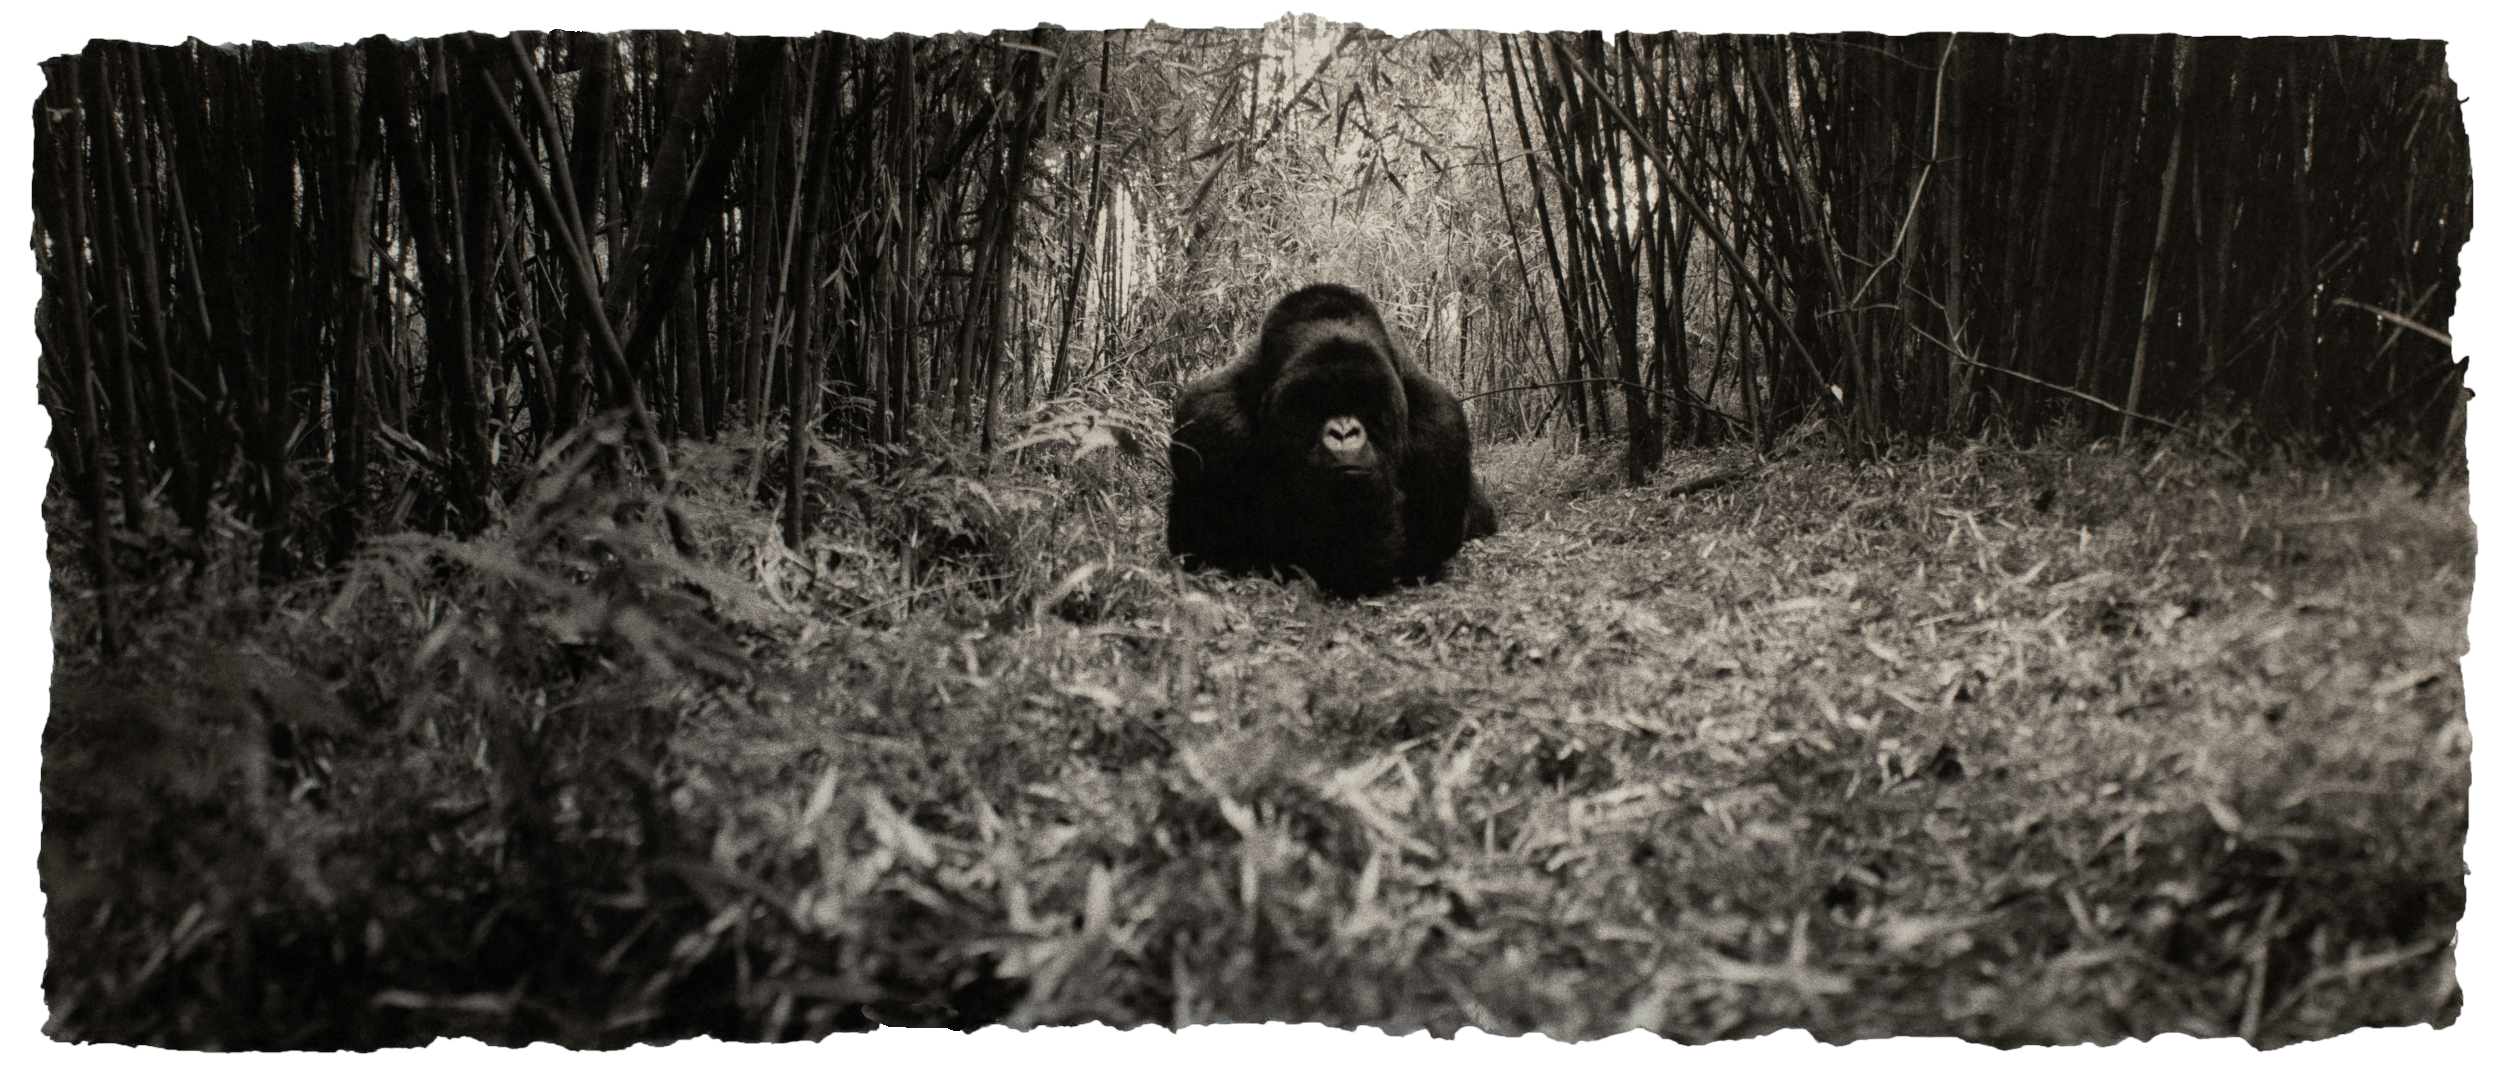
[{"left": 1167, "top": 283, "right": 1497, "bottom": 596}]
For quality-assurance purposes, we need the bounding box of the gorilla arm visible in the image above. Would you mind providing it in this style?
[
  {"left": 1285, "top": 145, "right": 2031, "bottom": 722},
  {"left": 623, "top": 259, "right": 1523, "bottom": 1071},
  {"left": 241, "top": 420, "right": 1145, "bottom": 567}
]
[
  {"left": 1395, "top": 370, "right": 1487, "bottom": 580},
  {"left": 1166, "top": 371, "right": 1266, "bottom": 571},
  {"left": 1464, "top": 479, "right": 1500, "bottom": 540}
]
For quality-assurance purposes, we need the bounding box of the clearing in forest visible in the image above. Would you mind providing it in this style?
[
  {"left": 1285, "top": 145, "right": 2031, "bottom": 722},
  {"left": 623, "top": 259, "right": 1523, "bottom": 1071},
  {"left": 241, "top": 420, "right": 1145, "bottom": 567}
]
[{"left": 680, "top": 436, "right": 2470, "bottom": 1043}]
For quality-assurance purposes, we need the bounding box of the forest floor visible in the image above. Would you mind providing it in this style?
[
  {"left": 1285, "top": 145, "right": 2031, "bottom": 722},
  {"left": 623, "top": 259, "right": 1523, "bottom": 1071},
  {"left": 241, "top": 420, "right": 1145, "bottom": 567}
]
[{"left": 40, "top": 427, "right": 2469, "bottom": 1048}]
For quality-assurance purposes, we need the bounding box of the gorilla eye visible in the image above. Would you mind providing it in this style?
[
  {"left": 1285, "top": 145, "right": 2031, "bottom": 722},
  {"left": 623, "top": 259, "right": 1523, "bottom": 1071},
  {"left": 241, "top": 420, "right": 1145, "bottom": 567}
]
[{"left": 1321, "top": 416, "right": 1367, "bottom": 463}]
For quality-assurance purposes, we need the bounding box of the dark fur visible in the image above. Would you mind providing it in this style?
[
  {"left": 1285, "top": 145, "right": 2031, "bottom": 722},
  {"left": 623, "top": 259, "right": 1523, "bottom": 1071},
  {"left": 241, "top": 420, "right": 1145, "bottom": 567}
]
[{"left": 1168, "top": 284, "right": 1497, "bottom": 596}]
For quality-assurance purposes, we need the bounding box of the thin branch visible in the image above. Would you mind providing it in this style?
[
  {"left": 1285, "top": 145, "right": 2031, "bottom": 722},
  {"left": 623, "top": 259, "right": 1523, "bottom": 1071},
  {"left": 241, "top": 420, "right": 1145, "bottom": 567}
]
[
  {"left": 1659, "top": 467, "right": 1756, "bottom": 498},
  {"left": 2239, "top": 890, "right": 2283, "bottom": 1043},
  {"left": 2332, "top": 296, "right": 2453, "bottom": 346},
  {"left": 1945, "top": 339, "right": 2242, "bottom": 466},
  {"left": 2260, "top": 931, "right": 2452, "bottom": 1032},
  {"left": 1842, "top": 34, "right": 1953, "bottom": 312},
  {"left": 1462, "top": 377, "right": 1755, "bottom": 434}
]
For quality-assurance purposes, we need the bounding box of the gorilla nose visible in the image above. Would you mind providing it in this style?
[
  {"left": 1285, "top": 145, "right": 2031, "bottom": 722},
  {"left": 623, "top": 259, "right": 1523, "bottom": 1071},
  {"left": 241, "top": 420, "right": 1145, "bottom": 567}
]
[{"left": 1322, "top": 416, "right": 1367, "bottom": 463}]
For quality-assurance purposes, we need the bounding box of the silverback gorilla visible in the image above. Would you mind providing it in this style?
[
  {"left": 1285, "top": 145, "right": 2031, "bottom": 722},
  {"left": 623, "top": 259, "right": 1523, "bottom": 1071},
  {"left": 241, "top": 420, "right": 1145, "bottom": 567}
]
[{"left": 1167, "top": 284, "right": 1497, "bottom": 596}]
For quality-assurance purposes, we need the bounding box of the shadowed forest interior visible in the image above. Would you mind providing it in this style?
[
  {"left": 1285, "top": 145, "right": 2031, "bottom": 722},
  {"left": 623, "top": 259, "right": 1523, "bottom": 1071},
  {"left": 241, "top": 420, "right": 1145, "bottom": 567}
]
[{"left": 33, "top": 21, "right": 2471, "bottom": 1049}]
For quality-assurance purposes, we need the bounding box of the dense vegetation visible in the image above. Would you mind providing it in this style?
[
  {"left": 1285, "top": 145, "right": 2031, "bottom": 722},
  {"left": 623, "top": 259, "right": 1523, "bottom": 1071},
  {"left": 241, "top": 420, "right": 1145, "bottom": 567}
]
[
  {"left": 40, "top": 425, "right": 2469, "bottom": 1046},
  {"left": 33, "top": 21, "right": 2467, "bottom": 1049}
]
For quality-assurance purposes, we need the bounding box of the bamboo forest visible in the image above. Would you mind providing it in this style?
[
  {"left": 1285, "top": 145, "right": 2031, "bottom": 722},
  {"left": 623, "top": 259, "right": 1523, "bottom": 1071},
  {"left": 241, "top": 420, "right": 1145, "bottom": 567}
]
[{"left": 29, "top": 15, "right": 2474, "bottom": 1051}]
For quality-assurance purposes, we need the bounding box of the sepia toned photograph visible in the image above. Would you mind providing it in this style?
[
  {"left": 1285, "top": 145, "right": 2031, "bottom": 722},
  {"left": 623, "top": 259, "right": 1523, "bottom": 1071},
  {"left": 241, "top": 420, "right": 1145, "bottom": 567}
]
[{"left": 21, "top": 2, "right": 2478, "bottom": 1054}]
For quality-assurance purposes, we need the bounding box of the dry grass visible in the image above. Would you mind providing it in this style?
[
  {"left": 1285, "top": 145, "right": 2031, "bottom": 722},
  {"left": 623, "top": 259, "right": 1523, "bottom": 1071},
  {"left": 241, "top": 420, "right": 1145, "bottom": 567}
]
[{"left": 40, "top": 425, "right": 2467, "bottom": 1047}]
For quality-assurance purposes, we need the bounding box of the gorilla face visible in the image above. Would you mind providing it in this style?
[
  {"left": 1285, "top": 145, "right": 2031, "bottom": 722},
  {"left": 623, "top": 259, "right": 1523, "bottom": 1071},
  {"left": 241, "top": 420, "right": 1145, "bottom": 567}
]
[
  {"left": 1262, "top": 326, "right": 1408, "bottom": 473},
  {"left": 1265, "top": 336, "right": 1406, "bottom": 586}
]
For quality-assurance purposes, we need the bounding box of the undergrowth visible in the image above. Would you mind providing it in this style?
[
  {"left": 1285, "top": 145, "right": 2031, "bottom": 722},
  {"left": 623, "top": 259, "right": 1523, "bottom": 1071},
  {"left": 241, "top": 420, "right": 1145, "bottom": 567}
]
[{"left": 41, "top": 411, "right": 2467, "bottom": 1048}]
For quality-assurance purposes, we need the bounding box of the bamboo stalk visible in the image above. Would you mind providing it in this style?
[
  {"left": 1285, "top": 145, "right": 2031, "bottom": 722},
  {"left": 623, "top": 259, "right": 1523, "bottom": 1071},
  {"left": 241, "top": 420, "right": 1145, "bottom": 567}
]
[
  {"left": 1501, "top": 36, "right": 1595, "bottom": 438},
  {"left": 2121, "top": 38, "right": 2189, "bottom": 448},
  {"left": 106, "top": 47, "right": 186, "bottom": 499},
  {"left": 1049, "top": 34, "right": 1114, "bottom": 400},
  {"left": 471, "top": 45, "right": 677, "bottom": 506},
  {"left": 37, "top": 64, "right": 122, "bottom": 656},
  {"left": 1547, "top": 41, "right": 1838, "bottom": 420}
]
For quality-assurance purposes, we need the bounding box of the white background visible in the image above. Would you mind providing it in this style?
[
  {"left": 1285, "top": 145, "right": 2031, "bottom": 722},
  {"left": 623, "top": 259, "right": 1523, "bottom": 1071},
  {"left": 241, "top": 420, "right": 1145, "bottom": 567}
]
[{"left": 5, "top": 3, "right": 2489, "bottom": 1068}]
